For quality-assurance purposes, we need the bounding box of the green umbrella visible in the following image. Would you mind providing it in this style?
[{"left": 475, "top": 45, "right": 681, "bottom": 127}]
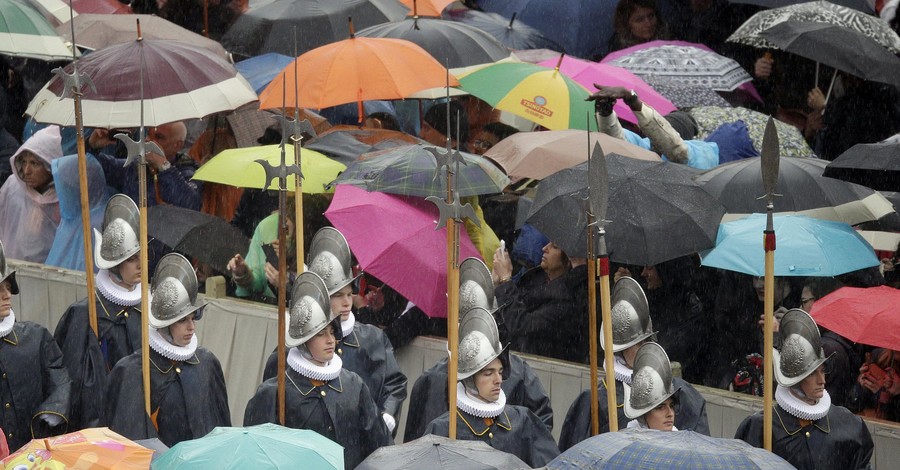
[
  {"left": 0, "top": 0, "right": 74, "bottom": 60},
  {"left": 151, "top": 423, "right": 344, "bottom": 470}
]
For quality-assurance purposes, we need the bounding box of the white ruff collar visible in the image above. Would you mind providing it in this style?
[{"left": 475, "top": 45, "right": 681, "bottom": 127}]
[
  {"left": 626, "top": 419, "right": 678, "bottom": 431},
  {"left": 456, "top": 382, "right": 507, "bottom": 418},
  {"left": 96, "top": 269, "right": 142, "bottom": 306},
  {"left": 288, "top": 347, "right": 342, "bottom": 381},
  {"left": 0, "top": 311, "right": 15, "bottom": 338},
  {"left": 341, "top": 312, "right": 355, "bottom": 337},
  {"left": 149, "top": 327, "right": 199, "bottom": 361},
  {"left": 776, "top": 385, "right": 831, "bottom": 421},
  {"left": 614, "top": 355, "right": 633, "bottom": 384}
]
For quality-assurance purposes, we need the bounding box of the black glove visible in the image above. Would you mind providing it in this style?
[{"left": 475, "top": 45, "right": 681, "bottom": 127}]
[{"left": 592, "top": 97, "right": 615, "bottom": 117}]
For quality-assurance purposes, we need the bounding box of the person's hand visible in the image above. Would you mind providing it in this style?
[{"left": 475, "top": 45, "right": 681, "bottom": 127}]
[
  {"left": 365, "top": 286, "right": 385, "bottom": 312},
  {"left": 146, "top": 151, "right": 170, "bottom": 172},
  {"left": 264, "top": 262, "right": 279, "bottom": 286},
  {"left": 858, "top": 364, "right": 882, "bottom": 394},
  {"left": 881, "top": 257, "right": 896, "bottom": 275},
  {"left": 807, "top": 87, "right": 826, "bottom": 112},
  {"left": 227, "top": 254, "right": 248, "bottom": 277},
  {"left": 590, "top": 85, "right": 631, "bottom": 101},
  {"left": 758, "top": 307, "right": 787, "bottom": 331},
  {"left": 88, "top": 128, "right": 117, "bottom": 150},
  {"left": 491, "top": 245, "right": 513, "bottom": 284},
  {"left": 613, "top": 266, "right": 631, "bottom": 283},
  {"left": 886, "top": 368, "right": 900, "bottom": 397},
  {"left": 754, "top": 56, "right": 774, "bottom": 79}
]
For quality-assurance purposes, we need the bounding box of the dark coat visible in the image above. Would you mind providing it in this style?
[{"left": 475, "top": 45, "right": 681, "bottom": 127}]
[
  {"left": 95, "top": 151, "right": 201, "bottom": 210},
  {"left": 735, "top": 404, "right": 873, "bottom": 470},
  {"left": 0, "top": 321, "right": 72, "bottom": 451},
  {"left": 404, "top": 353, "right": 553, "bottom": 442},
  {"left": 244, "top": 367, "right": 392, "bottom": 470},
  {"left": 424, "top": 405, "right": 560, "bottom": 468},
  {"left": 105, "top": 347, "right": 230, "bottom": 447},
  {"left": 558, "top": 376, "right": 709, "bottom": 451}
]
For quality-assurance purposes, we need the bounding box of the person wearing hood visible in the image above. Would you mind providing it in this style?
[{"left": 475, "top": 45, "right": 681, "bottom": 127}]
[
  {"left": 105, "top": 253, "right": 230, "bottom": 447},
  {"left": 624, "top": 342, "right": 682, "bottom": 431},
  {"left": 244, "top": 271, "right": 392, "bottom": 470},
  {"left": 0, "top": 125, "right": 63, "bottom": 262},
  {"left": 735, "top": 309, "right": 874, "bottom": 469},
  {"left": 0, "top": 239, "right": 72, "bottom": 451}
]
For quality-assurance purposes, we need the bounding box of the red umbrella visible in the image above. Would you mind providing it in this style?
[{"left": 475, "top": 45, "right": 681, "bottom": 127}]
[{"left": 810, "top": 285, "right": 900, "bottom": 350}]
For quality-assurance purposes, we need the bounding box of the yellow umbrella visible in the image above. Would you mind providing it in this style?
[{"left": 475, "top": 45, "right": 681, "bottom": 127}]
[{"left": 193, "top": 145, "right": 345, "bottom": 192}]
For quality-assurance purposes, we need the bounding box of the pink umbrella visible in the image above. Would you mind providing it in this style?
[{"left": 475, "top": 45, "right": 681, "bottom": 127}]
[
  {"left": 537, "top": 55, "right": 675, "bottom": 125},
  {"left": 325, "top": 185, "right": 481, "bottom": 318},
  {"left": 809, "top": 285, "right": 900, "bottom": 350}
]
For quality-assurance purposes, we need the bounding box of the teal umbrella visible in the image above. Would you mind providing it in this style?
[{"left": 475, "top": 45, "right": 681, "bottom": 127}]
[
  {"left": 0, "top": 0, "right": 74, "bottom": 60},
  {"left": 150, "top": 424, "right": 344, "bottom": 470}
]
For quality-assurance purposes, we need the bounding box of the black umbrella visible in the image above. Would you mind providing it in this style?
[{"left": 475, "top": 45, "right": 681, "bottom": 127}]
[
  {"left": 147, "top": 205, "right": 250, "bottom": 274},
  {"left": 220, "top": 0, "right": 408, "bottom": 59},
  {"left": 824, "top": 141, "right": 900, "bottom": 192},
  {"left": 443, "top": 10, "right": 564, "bottom": 52},
  {"left": 305, "top": 125, "right": 427, "bottom": 166},
  {"left": 356, "top": 434, "right": 529, "bottom": 470},
  {"left": 526, "top": 154, "right": 725, "bottom": 265},
  {"left": 729, "top": 0, "right": 874, "bottom": 14},
  {"left": 356, "top": 16, "right": 510, "bottom": 68}
]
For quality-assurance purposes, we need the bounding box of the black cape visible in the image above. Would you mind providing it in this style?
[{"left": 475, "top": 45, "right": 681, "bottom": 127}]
[
  {"left": 404, "top": 353, "right": 553, "bottom": 442},
  {"left": 244, "top": 367, "right": 392, "bottom": 470},
  {"left": 558, "top": 376, "right": 709, "bottom": 451},
  {"left": 54, "top": 292, "right": 143, "bottom": 430},
  {"left": 105, "top": 346, "right": 230, "bottom": 447},
  {"left": 424, "top": 405, "right": 560, "bottom": 468},
  {"left": 0, "top": 321, "right": 72, "bottom": 451},
  {"left": 735, "top": 403, "right": 873, "bottom": 470}
]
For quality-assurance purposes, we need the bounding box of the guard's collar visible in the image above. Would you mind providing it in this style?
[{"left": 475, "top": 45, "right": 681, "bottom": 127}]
[
  {"left": 626, "top": 419, "right": 679, "bottom": 431},
  {"left": 288, "top": 347, "right": 342, "bottom": 381},
  {"left": 149, "top": 327, "right": 198, "bottom": 362},
  {"left": 96, "top": 269, "right": 142, "bottom": 306},
  {"left": 0, "top": 311, "right": 14, "bottom": 338},
  {"left": 776, "top": 385, "right": 831, "bottom": 421},
  {"left": 614, "top": 355, "right": 633, "bottom": 384},
  {"left": 341, "top": 312, "right": 355, "bottom": 337},
  {"left": 456, "top": 382, "right": 507, "bottom": 418}
]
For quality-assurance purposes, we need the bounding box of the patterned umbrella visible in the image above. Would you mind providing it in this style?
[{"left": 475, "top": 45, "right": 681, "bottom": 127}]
[
  {"left": 643, "top": 77, "right": 731, "bottom": 108},
  {"left": 0, "top": 0, "right": 75, "bottom": 60},
  {"left": 688, "top": 106, "right": 814, "bottom": 158},
  {"left": 605, "top": 43, "right": 752, "bottom": 92}
]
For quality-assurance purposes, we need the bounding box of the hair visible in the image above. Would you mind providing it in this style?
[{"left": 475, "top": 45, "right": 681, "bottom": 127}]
[
  {"left": 802, "top": 277, "right": 842, "bottom": 300},
  {"left": 424, "top": 101, "right": 469, "bottom": 145},
  {"left": 366, "top": 112, "right": 402, "bottom": 132},
  {"left": 610, "top": 0, "right": 665, "bottom": 51},
  {"left": 481, "top": 122, "right": 519, "bottom": 142}
]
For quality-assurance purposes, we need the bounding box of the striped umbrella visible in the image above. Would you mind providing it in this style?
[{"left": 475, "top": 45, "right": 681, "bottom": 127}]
[{"left": 0, "top": 0, "right": 74, "bottom": 60}]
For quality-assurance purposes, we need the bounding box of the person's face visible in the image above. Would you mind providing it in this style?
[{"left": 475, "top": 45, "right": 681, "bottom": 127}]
[
  {"left": 474, "top": 357, "right": 504, "bottom": 402},
  {"left": 641, "top": 265, "right": 662, "bottom": 290},
  {"left": 18, "top": 152, "right": 51, "bottom": 191},
  {"left": 800, "top": 286, "right": 815, "bottom": 312},
  {"left": 115, "top": 254, "right": 142, "bottom": 288},
  {"left": 644, "top": 397, "right": 676, "bottom": 431},
  {"left": 330, "top": 285, "right": 354, "bottom": 322},
  {"left": 470, "top": 131, "right": 500, "bottom": 155},
  {"left": 0, "top": 280, "right": 13, "bottom": 318},
  {"left": 168, "top": 312, "right": 196, "bottom": 347},
  {"left": 628, "top": 6, "right": 658, "bottom": 41},
  {"left": 798, "top": 364, "right": 826, "bottom": 402},
  {"left": 306, "top": 324, "right": 336, "bottom": 365},
  {"left": 419, "top": 121, "right": 447, "bottom": 147},
  {"left": 752, "top": 276, "right": 784, "bottom": 302},
  {"left": 540, "top": 242, "right": 567, "bottom": 276},
  {"left": 148, "top": 124, "right": 184, "bottom": 160}
]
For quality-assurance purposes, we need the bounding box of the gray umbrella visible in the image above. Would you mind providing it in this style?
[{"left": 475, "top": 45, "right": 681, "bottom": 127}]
[
  {"left": 643, "top": 77, "right": 731, "bottom": 108},
  {"left": 356, "top": 434, "right": 529, "bottom": 470},
  {"left": 824, "top": 141, "right": 900, "bottom": 192},
  {"left": 443, "top": 10, "right": 564, "bottom": 52},
  {"left": 606, "top": 44, "right": 752, "bottom": 92}
]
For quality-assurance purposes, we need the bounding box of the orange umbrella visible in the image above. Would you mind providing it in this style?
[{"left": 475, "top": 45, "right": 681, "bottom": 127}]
[
  {"left": 1, "top": 427, "right": 153, "bottom": 469},
  {"left": 399, "top": 0, "right": 455, "bottom": 17}
]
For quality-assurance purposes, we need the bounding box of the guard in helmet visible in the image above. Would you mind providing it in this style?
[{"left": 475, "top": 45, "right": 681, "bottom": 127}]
[
  {"left": 404, "top": 257, "right": 553, "bottom": 442},
  {"left": 624, "top": 342, "right": 681, "bottom": 431},
  {"left": 735, "top": 309, "right": 873, "bottom": 469},
  {"left": 105, "top": 253, "right": 230, "bottom": 447},
  {"left": 558, "top": 277, "right": 709, "bottom": 450},
  {"left": 262, "top": 227, "right": 407, "bottom": 435},
  {"left": 54, "top": 194, "right": 145, "bottom": 430},
  {"left": 0, "top": 239, "right": 72, "bottom": 451},
  {"left": 245, "top": 271, "right": 391, "bottom": 470},
  {"left": 424, "top": 306, "right": 560, "bottom": 467}
]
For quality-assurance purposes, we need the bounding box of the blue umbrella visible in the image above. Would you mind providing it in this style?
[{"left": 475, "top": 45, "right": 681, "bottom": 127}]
[
  {"left": 548, "top": 430, "right": 794, "bottom": 469},
  {"left": 700, "top": 214, "right": 879, "bottom": 277},
  {"left": 234, "top": 53, "right": 294, "bottom": 94}
]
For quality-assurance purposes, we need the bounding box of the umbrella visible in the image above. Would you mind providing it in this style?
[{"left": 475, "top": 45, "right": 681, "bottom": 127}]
[
  {"left": 688, "top": 106, "right": 814, "bottom": 158},
  {"left": 484, "top": 129, "right": 660, "bottom": 180},
  {"left": 536, "top": 54, "right": 676, "bottom": 125},
  {"left": 234, "top": 52, "right": 294, "bottom": 94},
  {"left": 220, "top": 0, "right": 408, "bottom": 59},
  {"left": 457, "top": 60, "right": 596, "bottom": 131},
  {"left": 699, "top": 213, "right": 879, "bottom": 276},
  {"left": 694, "top": 156, "right": 895, "bottom": 225},
  {"left": 604, "top": 43, "right": 753, "bottom": 92},
  {"left": 1, "top": 427, "right": 153, "bottom": 469},
  {"left": 224, "top": 104, "right": 331, "bottom": 149},
  {"left": 526, "top": 154, "right": 726, "bottom": 265},
  {"left": 824, "top": 141, "right": 900, "bottom": 192},
  {"left": 810, "top": 285, "right": 900, "bottom": 350},
  {"left": 26, "top": 38, "right": 257, "bottom": 128},
  {"left": 443, "top": 9, "right": 564, "bottom": 52},
  {"left": 151, "top": 423, "right": 344, "bottom": 470},
  {"left": 356, "top": 16, "right": 510, "bottom": 68},
  {"left": 325, "top": 185, "right": 481, "bottom": 318},
  {"left": 399, "top": 0, "right": 454, "bottom": 17},
  {"left": 147, "top": 205, "right": 251, "bottom": 274},
  {"left": 726, "top": 1, "right": 900, "bottom": 54},
  {"left": 729, "top": 0, "right": 874, "bottom": 14},
  {"left": 329, "top": 143, "right": 510, "bottom": 197},
  {"left": 192, "top": 145, "right": 346, "bottom": 192},
  {"left": 643, "top": 77, "right": 732, "bottom": 108},
  {"left": 306, "top": 125, "right": 426, "bottom": 166},
  {"left": 70, "top": 0, "right": 131, "bottom": 14},
  {"left": 0, "top": 0, "right": 75, "bottom": 60},
  {"left": 547, "top": 429, "right": 794, "bottom": 469},
  {"left": 56, "top": 13, "right": 229, "bottom": 60},
  {"left": 356, "top": 434, "right": 529, "bottom": 470}
]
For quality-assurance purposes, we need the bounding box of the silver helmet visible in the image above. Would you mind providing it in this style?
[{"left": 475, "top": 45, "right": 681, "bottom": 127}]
[
  {"left": 94, "top": 194, "right": 140, "bottom": 270},
  {"left": 774, "top": 308, "right": 832, "bottom": 387},
  {"left": 149, "top": 253, "right": 205, "bottom": 328},
  {"left": 286, "top": 271, "right": 334, "bottom": 348},
  {"left": 0, "top": 239, "right": 18, "bottom": 295},
  {"left": 458, "top": 307, "right": 507, "bottom": 381},
  {"left": 600, "top": 276, "right": 654, "bottom": 353},
  {"left": 307, "top": 227, "right": 360, "bottom": 295},
  {"left": 624, "top": 342, "right": 681, "bottom": 419},
  {"left": 459, "top": 257, "right": 495, "bottom": 317}
]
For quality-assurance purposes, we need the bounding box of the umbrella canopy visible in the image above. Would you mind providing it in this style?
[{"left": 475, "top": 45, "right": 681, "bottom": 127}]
[
  {"left": 810, "top": 285, "right": 900, "bottom": 350},
  {"left": 356, "top": 16, "right": 510, "bottom": 68},
  {"left": 484, "top": 129, "right": 660, "bottom": 180},
  {"left": 399, "top": 0, "right": 454, "bottom": 17},
  {"left": 325, "top": 185, "right": 481, "bottom": 318},
  {"left": 1, "top": 427, "right": 153, "bottom": 469},
  {"left": 0, "top": 0, "right": 75, "bottom": 60},
  {"left": 306, "top": 125, "right": 425, "bottom": 166},
  {"left": 329, "top": 143, "right": 510, "bottom": 197},
  {"left": 223, "top": 104, "right": 331, "bottom": 149},
  {"left": 547, "top": 429, "right": 794, "bottom": 469},
  {"left": 643, "top": 77, "right": 732, "bottom": 108},
  {"left": 151, "top": 423, "right": 344, "bottom": 470},
  {"left": 27, "top": 38, "right": 257, "bottom": 128},
  {"left": 825, "top": 141, "right": 900, "bottom": 192},
  {"left": 193, "top": 145, "right": 345, "bottom": 192},
  {"left": 220, "top": 0, "right": 408, "bottom": 59},
  {"left": 70, "top": 0, "right": 131, "bottom": 14},
  {"left": 689, "top": 106, "right": 814, "bottom": 158},
  {"left": 444, "top": 9, "right": 564, "bottom": 52},
  {"left": 148, "top": 205, "right": 251, "bottom": 274},
  {"left": 526, "top": 154, "right": 725, "bottom": 264},
  {"left": 234, "top": 52, "right": 294, "bottom": 94},
  {"left": 729, "top": 0, "right": 874, "bottom": 14},
  {"left": 700, "top": 213, "right": 879, "bottom": 276},
  {"left": 357, "top": 434, "right": 530, "bottom": 470},
  {"left": 694, "top": 156, "right": 895, "bottom": 225},
  {"left": 727, "top": 1, "right": 900, "bottom": 53},
  {"left": 604, "top": 43, "right": 753, "bottom": 92},
  {"left": 458, "top": 60, "right": 596, "bottom": 131}
]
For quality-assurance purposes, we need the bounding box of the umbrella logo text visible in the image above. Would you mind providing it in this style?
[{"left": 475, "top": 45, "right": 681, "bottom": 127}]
[{"left": 521, "top": 96, "right": 553, "bottom": 118}]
